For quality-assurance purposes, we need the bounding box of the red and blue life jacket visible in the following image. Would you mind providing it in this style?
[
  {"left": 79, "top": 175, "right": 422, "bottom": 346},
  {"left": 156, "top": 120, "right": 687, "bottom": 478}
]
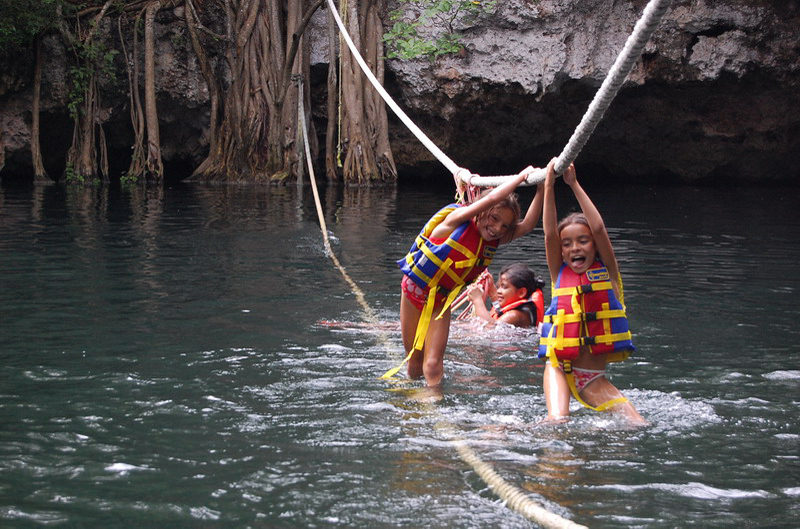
[
  {"left": 538, "top": 261, "right": 634, "bottom": 363},
  {"left": 397, "top": 204, "right": 497, "bottom": 354},
  {"left": 398, "top": 204, "right": 497, "bottom": 297}
]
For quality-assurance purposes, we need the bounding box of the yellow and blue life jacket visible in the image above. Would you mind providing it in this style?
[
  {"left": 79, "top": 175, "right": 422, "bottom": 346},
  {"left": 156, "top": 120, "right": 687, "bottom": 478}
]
[{"left": 398, "top": 204, "right": 496, "bottom": 353}]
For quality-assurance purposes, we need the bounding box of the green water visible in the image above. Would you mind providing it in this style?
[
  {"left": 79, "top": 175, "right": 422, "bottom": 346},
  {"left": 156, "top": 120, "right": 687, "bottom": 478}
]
[{"left": 1, "top": 182, "right": 798, "bottom": 527}]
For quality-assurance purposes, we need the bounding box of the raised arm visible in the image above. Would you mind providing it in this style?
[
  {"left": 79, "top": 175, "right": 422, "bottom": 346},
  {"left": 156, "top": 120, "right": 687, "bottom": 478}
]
[
  {"left": 543, "top": 159, "right": 563, "bottom": 285},
  {"left": 563, "top": 166, "right": 619, "bottom": 279},
  {"left": 509, "top": 180, "right": 544, "bottom": 242},
  {"left": 431, "top": 168, "right": 529, "bottom": 237}
]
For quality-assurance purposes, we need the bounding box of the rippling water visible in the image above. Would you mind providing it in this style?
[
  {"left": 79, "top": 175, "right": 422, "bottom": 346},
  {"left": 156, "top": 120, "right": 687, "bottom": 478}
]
[{"left": 1, "top": 182, "right": 798, "bottom": 527}]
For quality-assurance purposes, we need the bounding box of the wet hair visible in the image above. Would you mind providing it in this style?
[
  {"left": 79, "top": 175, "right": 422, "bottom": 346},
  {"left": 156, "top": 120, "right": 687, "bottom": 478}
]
[
  {"left": 492, "top": 193, "right": 522, "bottom": 222},
  {"left": 475, "top": 190, "right": 522, "bottom": 240},
  {"left": 499, "top": 263, "right": 545, "bottom": 298},
  {"left": 557, "top": 212, "right": 590, "bottom": 235}
]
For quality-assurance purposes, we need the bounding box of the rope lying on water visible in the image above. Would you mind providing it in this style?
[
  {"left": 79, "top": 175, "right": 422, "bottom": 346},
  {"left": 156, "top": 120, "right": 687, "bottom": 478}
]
[
  {"left": 297, "top": 77, "right": 377, "bottom": 325},
  {"left": 297, "top": 75, "right": 585, "bottom": 529}
]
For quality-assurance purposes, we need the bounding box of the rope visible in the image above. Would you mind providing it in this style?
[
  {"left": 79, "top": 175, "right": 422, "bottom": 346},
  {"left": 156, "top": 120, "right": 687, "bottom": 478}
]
[
  {"left": 298, "top": 77, "right": 377, "bottom": 324},
  {"left": 553, "top": 0, "right": 671, "bottom": 175},
  {"left": 327, "top": 0, "right": 670, "bottom": 187},
  {"left": 433, "top": 415, "right": 587, "bottom": 529},
  {"left": 297, "top": 74, "right": 584, "bottom": 529},
  {"left": 326, "top": 0, "right": 460, "bottom": 175}
]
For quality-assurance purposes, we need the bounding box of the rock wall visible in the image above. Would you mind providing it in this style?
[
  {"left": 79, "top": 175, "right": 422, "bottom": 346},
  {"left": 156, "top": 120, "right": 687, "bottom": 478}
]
[
  {"left": 1, "top": 0, "right": 798, "bottom": 184},
  {"left": 379, "top": 0, "right": 800, "bottom": 184}
]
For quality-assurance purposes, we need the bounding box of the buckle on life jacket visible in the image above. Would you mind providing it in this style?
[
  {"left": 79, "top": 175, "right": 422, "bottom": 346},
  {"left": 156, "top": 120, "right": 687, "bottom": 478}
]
[
  {"left": 582, "top": 311, "right": 598, "bottom": 322},
  {"left": 562, "top": 359, "right": 573, "bottom": 374},
  {"left": 580, "top": 336, "right": 596, "bottom": 346}
]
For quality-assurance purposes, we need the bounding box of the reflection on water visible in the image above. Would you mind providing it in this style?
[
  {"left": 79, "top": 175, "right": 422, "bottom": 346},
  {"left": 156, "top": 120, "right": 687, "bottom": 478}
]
[{"left": 1, "top": 182, "right": 798, "bottom": 527}]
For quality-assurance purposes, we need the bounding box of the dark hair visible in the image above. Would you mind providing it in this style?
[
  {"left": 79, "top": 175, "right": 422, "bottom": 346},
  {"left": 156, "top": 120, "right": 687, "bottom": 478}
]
[
  {"left": 475, "top": 189, "right": 522, "bottom": 221},
  {"left": 557, "top": 212, "right": 589, "bottom": 235},
  {"left": 499, "top": 263, "right": 545, "bottom": 298}
]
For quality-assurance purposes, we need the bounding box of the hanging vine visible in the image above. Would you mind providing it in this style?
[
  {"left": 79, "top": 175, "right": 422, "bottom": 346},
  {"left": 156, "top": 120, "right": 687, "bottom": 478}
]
[{"left": 61, "top": 0, "right": 118, "bottom": 184}]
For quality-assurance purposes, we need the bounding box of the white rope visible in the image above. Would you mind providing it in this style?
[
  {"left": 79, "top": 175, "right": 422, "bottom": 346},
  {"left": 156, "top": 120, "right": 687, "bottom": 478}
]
[
  {"left": 554, "top": 0, "right": 671, "bottom": 175},
  {"left": 298, "top": 70, "right": 584, "bottom": 529},
  {"left": 298, "top": 76, "right": 378, "bottom": 324},
  {"left": 327, "top": 0, "right": 670, "bottom": 187}
]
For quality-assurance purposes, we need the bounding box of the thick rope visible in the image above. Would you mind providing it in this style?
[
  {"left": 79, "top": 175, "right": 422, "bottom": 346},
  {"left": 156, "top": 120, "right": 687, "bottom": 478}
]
[
  {"left": 327, "top": 0, "right": 670, "bottom": 188},
  {"left": 553, "top": 0, "right": 671, "bottom": 175},
  {"left": 298, "top": 75, "right": 583, "bottom": 529}
]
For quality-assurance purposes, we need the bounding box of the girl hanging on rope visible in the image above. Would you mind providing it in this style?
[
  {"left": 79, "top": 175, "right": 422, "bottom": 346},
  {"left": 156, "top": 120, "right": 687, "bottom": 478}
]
[
  {"left": 539, "top": 158, "right": 647, "bottom": 425},
  {"left": 463, "top": 264, "right": 545, "bottom": 329},
  {"left": 386, "top": 167, "right": 543, "bottom": 388}
]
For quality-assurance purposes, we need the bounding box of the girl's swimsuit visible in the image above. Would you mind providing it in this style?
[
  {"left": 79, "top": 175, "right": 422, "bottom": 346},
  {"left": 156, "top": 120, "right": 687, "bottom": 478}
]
[
  {"left": 546, "top": 361, "right": 606, "bottom": 393},
  {"left": 569, "top": 367, "right": 606, "bottom": 393},
  {"left": 401, "top": 275, "right": 444, "bottom": 311}
]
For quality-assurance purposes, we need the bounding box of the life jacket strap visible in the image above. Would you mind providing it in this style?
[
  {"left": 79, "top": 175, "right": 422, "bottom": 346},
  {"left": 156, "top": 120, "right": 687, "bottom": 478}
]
[
  {"left": 551, "top": 280, "right": 612, "bottom": 298},
  {"left": 564, "top": 368, "right": 629, "bottom": 412},
  {"left": 543, "top": 308, "right": 627, "bottom": 324},
  {"left": 546, "top": 351, "right": 630, "bottom": 413}
]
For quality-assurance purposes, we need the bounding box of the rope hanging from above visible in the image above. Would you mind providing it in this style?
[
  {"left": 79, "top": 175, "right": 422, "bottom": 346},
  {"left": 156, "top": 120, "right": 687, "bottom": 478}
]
[
  {"left": 326, "top": 0, "right": 671, "bottom": 190},
  {"left": 553, "top": 0, "right": 671, "bottom": 175}
]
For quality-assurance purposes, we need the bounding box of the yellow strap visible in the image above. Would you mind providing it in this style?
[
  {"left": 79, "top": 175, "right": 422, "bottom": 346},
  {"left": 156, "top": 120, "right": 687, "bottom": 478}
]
[
  {"left": 540, "top": 335, "right": 582, "bottom": 348},
  {"left": 445, "top": 237, "right": 479, "bottom": 261},
  {"left": 542, "top": 330, "right": 632, "bottom": 348},
  {"left": 437, "top": 284, "right": 463, "bottom": 320},
  {"left": 544, "top": 308, "right": 627, "bottom": 325},
  {"left": 379, "top": 348, "right": 414, "bottom": 379},
  {"left": 551, "top": 281, "right": 613, "bottom": 297},
  {"left": 381, "top": 285, "right": 439, "bottom": 379},
  {"left": 554, "top": 309, "right": 566, "bottom": 352},
  {"left": 583, "top": 331, "right": 633, "bottom": 345},
  {"left": 565, "top": 371, "right": 629, "bottom": 412},
  {"left": 418, "top": 245, "right": 466, "bottom": 287}
]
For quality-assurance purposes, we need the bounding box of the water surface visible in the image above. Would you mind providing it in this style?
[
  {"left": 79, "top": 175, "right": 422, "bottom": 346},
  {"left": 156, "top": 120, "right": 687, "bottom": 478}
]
[{"left": 1, "top": 182, "right": 798, "bottom": 527}]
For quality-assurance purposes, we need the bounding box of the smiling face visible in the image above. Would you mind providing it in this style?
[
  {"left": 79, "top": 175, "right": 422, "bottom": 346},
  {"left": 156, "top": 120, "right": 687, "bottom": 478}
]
[
  {"left": 477, "top": 206, "right": 516, "bottom": 242},
  {"left": 559, "top": 222, "right": 596, "bottom": 274},
  {"left": 496, "top": 273, "right": 527, "bottom": 306}
]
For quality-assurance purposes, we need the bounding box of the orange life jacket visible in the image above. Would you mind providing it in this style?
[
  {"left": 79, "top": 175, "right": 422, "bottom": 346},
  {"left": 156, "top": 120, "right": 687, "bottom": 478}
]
[{"left": 490, "top": 290, "right": 544, "bottom": 327}]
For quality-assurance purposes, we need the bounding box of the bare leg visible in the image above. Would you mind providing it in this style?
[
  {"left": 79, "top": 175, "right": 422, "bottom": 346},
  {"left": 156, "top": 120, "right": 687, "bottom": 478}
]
[
  {"left": 420, "top": 307, "right": 451, "bottom": 387},
  {"left": 399, "top": 294, "right": 424, "bottom": 379},
  {"left": 580, "top": 377, "right": 648, "bottom": 426},
  {"left": 400, "top": 292, "right": 451, "bottom": 386},
  {"left": 542, "top": 362, "right": 571, "bottom": 422}
]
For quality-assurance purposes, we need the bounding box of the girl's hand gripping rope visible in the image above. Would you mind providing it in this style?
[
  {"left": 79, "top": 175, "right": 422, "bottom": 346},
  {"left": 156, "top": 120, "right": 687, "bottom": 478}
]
[{"left": 453, "top": 167, "right": 479, "bottom": 204}]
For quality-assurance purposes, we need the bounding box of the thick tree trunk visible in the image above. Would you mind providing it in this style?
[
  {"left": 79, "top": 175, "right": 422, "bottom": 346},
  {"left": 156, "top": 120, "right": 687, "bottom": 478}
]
[
  {"left": 185, "top": 0, "right": 221, "bottom": 177},
  {"left": 191, "top": 0, "right": 319, "bottom": 183},
  {"left": 143, "top": 0, "right": 163, "bottom": 180},
  {"left": 64, "top": 0, "right": 114, "bottom": 184},
  {"left": 121, "top": 10, "right": 147, "bottom": 181},
  {"left": 325, "top": 5, "right": 339, "bottom": 181},
  {"left": 338, "top": 0, "right": 397, "bottom": 184},
  {"left": 32, "top": 35, "right": 49, "bottom": 182}
]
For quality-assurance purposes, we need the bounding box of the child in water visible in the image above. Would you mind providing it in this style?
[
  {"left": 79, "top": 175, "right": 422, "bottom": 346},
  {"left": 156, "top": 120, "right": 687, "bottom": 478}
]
[
  {"left": 539, "top": 158, "right": 646, "bottom": 425},
  {"left": 467, "top": 263, "right": 545, "bottom": 329},
  {"left": 395, "top": 167, "right": 544, "bottom": 387}
]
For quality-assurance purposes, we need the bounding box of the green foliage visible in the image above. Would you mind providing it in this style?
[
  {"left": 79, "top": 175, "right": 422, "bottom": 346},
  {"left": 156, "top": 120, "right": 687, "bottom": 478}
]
[
  {"left": 120, "top": 172, "right": 139, "bottom": 187},
  {"left": 64, "top": 163, "right": 86, "bottom": 185},
  {"left": 383, "top": 0, "right": 496, "bottom": 61},
  {"left": 67, "top": 40, "right": 119, "bottom": 119},
  {"left": 0, "top": 0, "right": 62, "bottom": 56}
]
